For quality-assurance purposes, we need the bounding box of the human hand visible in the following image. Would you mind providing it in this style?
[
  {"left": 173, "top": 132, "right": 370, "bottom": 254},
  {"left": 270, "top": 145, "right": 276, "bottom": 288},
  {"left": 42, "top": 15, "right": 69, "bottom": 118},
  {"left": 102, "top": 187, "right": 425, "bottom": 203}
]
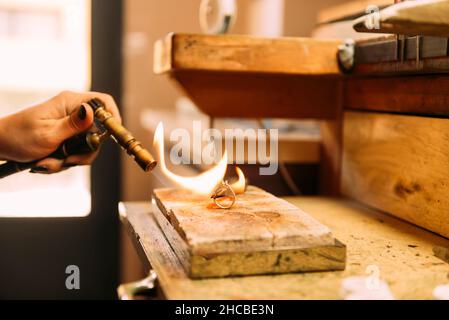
[{"left": 0, "top": 91, "right": 121, "bottom": 173}]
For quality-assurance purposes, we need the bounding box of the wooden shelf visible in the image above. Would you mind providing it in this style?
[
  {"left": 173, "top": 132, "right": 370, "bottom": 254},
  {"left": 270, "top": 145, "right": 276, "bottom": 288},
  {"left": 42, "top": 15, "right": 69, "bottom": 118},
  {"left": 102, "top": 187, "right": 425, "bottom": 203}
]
[
  {"left": 154, "top": 33, "right": 342, "bottom": 76},
  {"left": 154, "top": 33, "right": 342, "bottom": 119},
  {"left": 120, "top": 197, "right": 449, "bottom": 299}
]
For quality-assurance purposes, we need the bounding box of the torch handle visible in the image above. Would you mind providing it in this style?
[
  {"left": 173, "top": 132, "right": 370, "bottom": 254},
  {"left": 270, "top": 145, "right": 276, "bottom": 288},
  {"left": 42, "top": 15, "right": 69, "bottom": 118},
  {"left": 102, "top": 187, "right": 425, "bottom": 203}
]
[
  {"left": 0, "top": 161, "right": 35, "bottom": 179},
  {"left": 0, "top": 132, "right": 101, "bottom": 179},
  {"left": 87, "top": 98, "right": 157, "bottom": 172}
]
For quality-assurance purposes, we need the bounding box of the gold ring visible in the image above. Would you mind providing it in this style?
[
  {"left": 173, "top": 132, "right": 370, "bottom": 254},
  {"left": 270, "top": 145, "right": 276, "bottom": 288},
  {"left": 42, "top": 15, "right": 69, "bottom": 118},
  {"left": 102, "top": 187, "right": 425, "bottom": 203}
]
[{"left": 211, "top": 180, "right": 236, "bottom": 209}]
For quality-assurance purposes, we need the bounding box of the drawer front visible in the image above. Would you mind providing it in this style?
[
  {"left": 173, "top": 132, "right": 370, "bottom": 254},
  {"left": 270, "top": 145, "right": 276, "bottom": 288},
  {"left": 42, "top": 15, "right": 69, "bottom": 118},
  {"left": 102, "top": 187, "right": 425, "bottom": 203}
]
[{"left": 342, "top": 111, "right": 449, "bottom": 238}]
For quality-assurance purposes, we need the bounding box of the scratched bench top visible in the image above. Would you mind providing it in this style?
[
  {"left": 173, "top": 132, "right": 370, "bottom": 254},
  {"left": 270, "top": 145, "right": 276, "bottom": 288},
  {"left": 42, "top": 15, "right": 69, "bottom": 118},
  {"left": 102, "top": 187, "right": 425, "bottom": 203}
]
[{"left": 119, "top": 197, "right": 449, "bottom": 300}]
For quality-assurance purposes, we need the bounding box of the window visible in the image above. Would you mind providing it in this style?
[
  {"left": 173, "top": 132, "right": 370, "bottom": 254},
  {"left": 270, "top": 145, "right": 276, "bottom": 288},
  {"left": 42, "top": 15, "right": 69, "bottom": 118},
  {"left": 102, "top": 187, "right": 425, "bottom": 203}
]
[{"left": 0, "top": 0, "right": 91, "bottom": 217}]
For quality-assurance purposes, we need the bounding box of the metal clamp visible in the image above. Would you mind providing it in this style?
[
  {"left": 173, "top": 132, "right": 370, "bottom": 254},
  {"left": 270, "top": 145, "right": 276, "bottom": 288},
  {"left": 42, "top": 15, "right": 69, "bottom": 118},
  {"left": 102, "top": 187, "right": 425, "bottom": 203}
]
[
  {"left": 415, "top": 35, "right": 422, "bottom": 69},
  {"left": 337, "top": 39, "right": 355, "bottom": 73},
  {"left": 117, "top": 270, "right": 158, "bottom": 300}
]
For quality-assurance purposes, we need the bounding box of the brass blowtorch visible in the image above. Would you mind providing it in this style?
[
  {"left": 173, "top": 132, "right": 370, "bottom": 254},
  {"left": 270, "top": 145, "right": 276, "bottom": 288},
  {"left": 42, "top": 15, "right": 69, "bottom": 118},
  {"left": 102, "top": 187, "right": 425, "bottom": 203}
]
[{"left": 0, "top": 98, "right": 157, "bottom": 179}]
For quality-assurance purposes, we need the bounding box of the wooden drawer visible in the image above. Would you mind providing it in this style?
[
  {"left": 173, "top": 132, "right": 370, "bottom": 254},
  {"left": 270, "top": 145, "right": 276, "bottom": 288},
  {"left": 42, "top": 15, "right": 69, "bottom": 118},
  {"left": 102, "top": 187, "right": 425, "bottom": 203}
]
[{"left": 342, "top": 111, "right": 449, "bottom": 238}]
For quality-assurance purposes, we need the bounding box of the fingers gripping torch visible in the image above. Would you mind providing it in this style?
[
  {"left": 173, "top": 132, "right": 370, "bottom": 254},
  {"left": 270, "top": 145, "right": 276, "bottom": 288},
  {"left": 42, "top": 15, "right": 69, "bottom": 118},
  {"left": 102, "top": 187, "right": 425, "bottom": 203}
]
[{"left": 0, "top": 98, "right": 157, "bottom": 179}]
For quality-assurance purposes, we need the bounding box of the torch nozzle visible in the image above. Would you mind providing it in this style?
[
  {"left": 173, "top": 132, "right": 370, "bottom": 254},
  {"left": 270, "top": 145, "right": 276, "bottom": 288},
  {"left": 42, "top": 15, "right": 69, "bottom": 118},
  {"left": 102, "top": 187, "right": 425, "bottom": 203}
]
[{"left": 86, "top": 98, "right": 157, "bottom": 172}]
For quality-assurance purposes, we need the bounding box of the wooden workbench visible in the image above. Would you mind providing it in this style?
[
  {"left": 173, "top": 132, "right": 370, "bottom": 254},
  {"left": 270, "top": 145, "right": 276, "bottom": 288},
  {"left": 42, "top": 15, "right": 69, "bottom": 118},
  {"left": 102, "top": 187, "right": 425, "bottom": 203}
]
[{"left": 119, "top": 197, "right": 449, "bottom": 300}]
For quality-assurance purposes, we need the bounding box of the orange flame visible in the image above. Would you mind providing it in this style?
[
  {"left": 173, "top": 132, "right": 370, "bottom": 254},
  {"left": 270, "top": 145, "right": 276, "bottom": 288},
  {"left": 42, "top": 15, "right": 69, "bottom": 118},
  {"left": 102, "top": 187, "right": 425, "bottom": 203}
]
[
  {"left": 153, "top": 122, "right": 228, "bottom": 196},
  {"left": 230, "top": 167, "right": 246, "bottom": 194}
]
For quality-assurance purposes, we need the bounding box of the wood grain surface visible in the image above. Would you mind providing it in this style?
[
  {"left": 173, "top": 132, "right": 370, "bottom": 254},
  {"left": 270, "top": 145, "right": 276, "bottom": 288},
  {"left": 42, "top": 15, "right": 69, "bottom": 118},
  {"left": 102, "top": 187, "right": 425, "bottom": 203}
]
[
  {"left": 120, "top": 198, "right": 449, "bottom": 299},
  {"left": 153, "top": 186, "right": 335, "bottom": 255},
  {"left": 151, "top": 200, "right": 345, "bottom": 278},
  {"left": 342, "top": 111, "right": 449, "bottom": 238},
  {"left": 171, "top": 71, "right": 340, "bottom": 119},
  {"left": 153, "top": 33, "right": 342, "bottom": 119},
  {"left": 353, "top": 0, "right": 449, "bottom": 37},
  {"left": 154, "top": 33, "right": 342, "bottom": 76},
  {"left": 344, "top": 75, "right": 449, "bottom": 115}
]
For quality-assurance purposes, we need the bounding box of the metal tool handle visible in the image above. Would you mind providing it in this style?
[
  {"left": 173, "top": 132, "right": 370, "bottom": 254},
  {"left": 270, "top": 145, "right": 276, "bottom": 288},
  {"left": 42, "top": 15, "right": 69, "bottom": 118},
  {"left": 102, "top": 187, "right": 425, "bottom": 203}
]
[{"left": 0, "top": 132, "right": 101, "bottom": 179}]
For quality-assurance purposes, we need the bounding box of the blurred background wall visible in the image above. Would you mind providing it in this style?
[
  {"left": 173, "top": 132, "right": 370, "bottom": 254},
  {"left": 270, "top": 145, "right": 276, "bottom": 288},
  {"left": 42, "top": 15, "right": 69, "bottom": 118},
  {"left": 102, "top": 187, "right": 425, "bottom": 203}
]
[{"left": 120, "top": 0, "right": 349, "bottom": 284}]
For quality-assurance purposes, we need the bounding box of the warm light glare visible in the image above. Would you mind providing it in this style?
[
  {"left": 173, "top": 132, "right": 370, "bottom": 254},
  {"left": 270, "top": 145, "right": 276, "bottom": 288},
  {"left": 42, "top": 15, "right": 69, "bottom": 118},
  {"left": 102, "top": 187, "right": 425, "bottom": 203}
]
[
  {"left": 0, "top": 187, "right": 91, "bottom": 217},
  {"left": 0, "top": 0, "right": 91, "bottom": 218},
  {"left": 153, "top": 122, "right": 228, "bottom": 196},
  {"left": 0, "top": 0, "right": 91, "bottom": 92}
]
